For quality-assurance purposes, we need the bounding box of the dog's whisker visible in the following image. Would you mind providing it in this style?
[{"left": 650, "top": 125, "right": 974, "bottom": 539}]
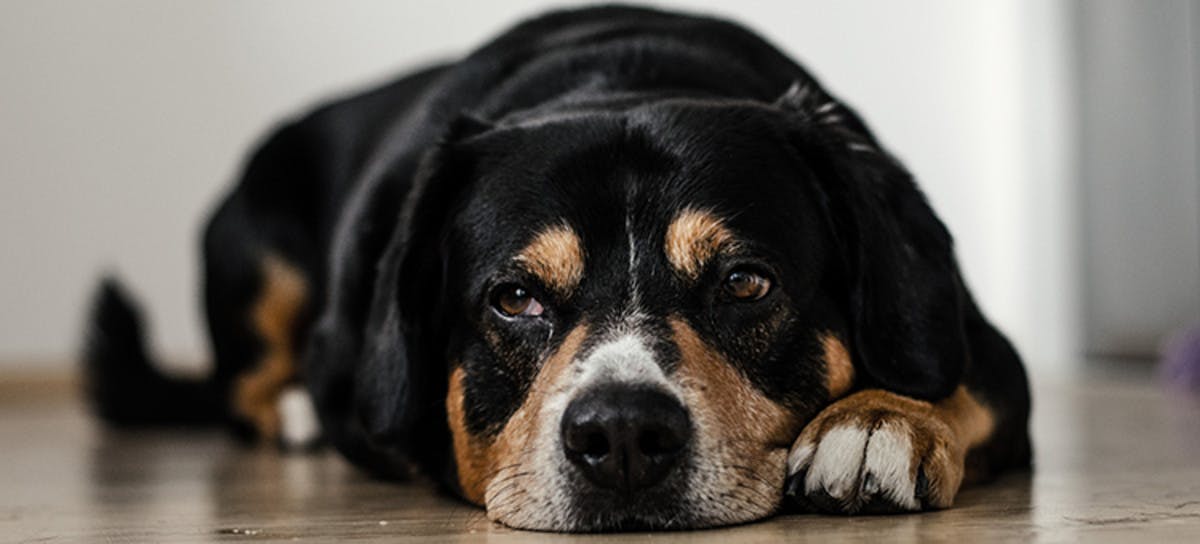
[
  {"left": 484, "top": 477, "right": 533, "bottom": 506},
  {"left": 485, "top": 470, "right": 533, "bottom": 489},
  {"left": 725, "top": 464, "right": 777, "bottom": 487}
]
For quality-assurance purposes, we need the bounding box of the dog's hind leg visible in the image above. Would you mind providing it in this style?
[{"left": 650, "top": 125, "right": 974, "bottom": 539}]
[
  {"left": 204, "top": 194, "right": 320, "bottom": 447},
  {"left": 201, "top": 125, "right": 324, "bottom": 447},
  {"left": 230, "top": 253, "right": 312, "bottom": 445}
]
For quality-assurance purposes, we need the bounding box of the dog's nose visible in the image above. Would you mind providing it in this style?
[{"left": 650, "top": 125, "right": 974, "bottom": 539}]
[{"left": 560, "top": 385, "right": 691, "bottom": 492}]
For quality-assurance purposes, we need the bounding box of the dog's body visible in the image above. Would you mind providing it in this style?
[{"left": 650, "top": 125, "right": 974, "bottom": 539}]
[{"left": 85, "top": 6, "right": 1031, "bottom": 531}]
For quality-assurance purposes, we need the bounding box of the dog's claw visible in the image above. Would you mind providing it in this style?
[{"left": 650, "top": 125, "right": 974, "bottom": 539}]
[
  {"left": 915, "top": 466, "right": 931, "bottom": 505},
  {"left": 861, "top": 471, "right": 879, "bottom": 496},
  {"left": 782, "top": 469, "right": 811, "bottom": 512}
]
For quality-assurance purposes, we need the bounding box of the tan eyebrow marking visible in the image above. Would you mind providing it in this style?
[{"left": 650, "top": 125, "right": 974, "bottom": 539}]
[
  {"left": 515, "top": 223, "right": 585, "bottom": 295},
  {"left": 664, "top": 208, "right": 740, "bottom": 280}
]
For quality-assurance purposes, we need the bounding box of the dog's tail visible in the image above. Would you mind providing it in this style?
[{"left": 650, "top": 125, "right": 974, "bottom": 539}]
[{"left": 82, "top": 277, "right": 224, "bottom": 426}]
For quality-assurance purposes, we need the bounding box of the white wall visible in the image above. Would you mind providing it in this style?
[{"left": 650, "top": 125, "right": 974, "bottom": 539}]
[{"left": 0, "top": 0, "right": 1077, "bottom": 376}]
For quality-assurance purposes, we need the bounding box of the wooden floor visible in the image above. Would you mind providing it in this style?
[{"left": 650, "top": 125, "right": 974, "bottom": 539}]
[{"left": 3, "top": 368, "right": 1200, "bottom": 543}]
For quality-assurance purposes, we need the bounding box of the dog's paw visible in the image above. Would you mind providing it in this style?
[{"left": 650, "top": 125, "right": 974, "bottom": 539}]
[
  {"left": 277, "top": 385, "right": 322, "bottom": 450},
  {"left": 783, "top": 390, "right": 965, "bottom": 514}
]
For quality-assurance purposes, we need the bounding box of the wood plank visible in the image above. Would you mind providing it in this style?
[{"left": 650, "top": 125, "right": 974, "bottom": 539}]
[{"left": 2, "top": 372, "right": 1199, "bottom": 542}]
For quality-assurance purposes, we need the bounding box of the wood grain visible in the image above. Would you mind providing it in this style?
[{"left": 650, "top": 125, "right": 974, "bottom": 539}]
[{"left": 2, "top": 370, "right": 1200, "bottom": 542}]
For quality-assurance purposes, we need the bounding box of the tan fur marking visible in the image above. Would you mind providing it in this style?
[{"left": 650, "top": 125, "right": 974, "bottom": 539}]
[
  {"left": 447, "top": 324, "right": 589, "bottom": 507},
  {"left": 935, "top": 386, "right": 995, "bottom": 452},
  {"left": 515, "top": 224, "right": 585, "bottom": 295},
  {"left": 821, "top": 334, "right": 855, "bottom": 399},
  {"left": 671, "top": 318, "right": 800, "bottom": 454},
  {"left": 446, "top": 365, "right": 493, "bottom": 505},
  {"left": 233, "top": 254, "right": 308, "bottom": 441},
  {"left": 805, "top": 388, "right": 993, "bottom": 446},
  {"left": 664, "top": 208, "right": 740, "bottom": 280}
]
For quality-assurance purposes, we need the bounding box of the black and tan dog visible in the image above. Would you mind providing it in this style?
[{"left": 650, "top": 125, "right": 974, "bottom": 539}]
[{"left": 84, "top": 6, "right": 1031, "bottom": 532}]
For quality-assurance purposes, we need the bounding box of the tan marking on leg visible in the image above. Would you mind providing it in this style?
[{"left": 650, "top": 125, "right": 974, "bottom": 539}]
[
  {"left": 920, "top": 387, "right": 994, "bottom": 503},
  {"left": 664, "top": 208, "right": 740, "bottom": 280},
  {"left": 233, "top": 254, "right": 308, "bottom": 441},
  {"left": 821, "top": 333, "right": 855, "bottom": 399},
  {"left": 515, "top": 224, "right": 584, "bottom": 295},
  {"left": 446, "top": 324, "right": 589, "bottom": 507},
  {"left": 934, "top": 386, "right": 995, "bottom": 451}
]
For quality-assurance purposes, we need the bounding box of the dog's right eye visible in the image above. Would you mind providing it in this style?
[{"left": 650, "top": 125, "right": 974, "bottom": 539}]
[
  {"left": 722, "top": 268, "right": 772, "bottom": 301},
  {"left": 491, "top": 284, "right": 545, "bottom": 318}
]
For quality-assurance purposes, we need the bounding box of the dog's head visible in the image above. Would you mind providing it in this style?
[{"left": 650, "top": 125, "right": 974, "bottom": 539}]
[{"left": 355, "top": 86, "right": 967, "bottom": 531}]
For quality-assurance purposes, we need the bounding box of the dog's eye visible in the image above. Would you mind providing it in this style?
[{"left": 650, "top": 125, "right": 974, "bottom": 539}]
[
  {"left": 723, "top": 269, "right": 771, "bottom": 301},
  {"left": 492, "top": 284, "right": 545, "bottom": 317}
]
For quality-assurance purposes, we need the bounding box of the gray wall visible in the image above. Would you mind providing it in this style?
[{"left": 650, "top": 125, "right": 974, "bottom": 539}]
[{"left": 1076, "top": 0, "right": 1200, "bottom": 358}]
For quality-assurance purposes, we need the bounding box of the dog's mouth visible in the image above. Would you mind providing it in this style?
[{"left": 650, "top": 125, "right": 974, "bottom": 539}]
[
  {"left": 552, "top": 479, "right": 697, "bottom": 532},
  {"left": 488, "top": 472, "right": 791, "bottom": 532},
  {"left": 560, "top": 454, "right": 791, "bottom": 532}
]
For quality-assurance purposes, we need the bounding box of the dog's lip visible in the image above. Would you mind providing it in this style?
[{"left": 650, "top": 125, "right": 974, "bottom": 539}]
[
  {"left": 560, "top": 473, "right": 688, "bottom": 519},
  {"left": 546, "top": 500, "right": 775, "bottom": 532},
  {"left": 556, "top": 504, "right": 701, "bottom": 533},
  {"left": 491, "top": 459, "right": 790, "bottom": 531},
  {"left": 560, "top": 451, "right": 790, "bottom": 529}
]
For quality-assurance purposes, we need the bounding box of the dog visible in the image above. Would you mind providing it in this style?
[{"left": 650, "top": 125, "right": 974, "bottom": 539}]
[{"left": 83, "top": 5, "right": 1031, "bottom": 532}]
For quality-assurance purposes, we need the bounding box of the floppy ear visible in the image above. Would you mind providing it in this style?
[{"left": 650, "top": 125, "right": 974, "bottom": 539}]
[
  {"left": 304, "top": 114, "right": 491, "bottom": 476},
  {"left": 353, "top": 115, "right": 491, "bottom": 449},
  {"left": 779, "top": 82, "right": 967, "bottom": 400}
]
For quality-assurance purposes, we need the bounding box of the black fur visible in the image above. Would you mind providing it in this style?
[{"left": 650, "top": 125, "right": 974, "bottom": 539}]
[
  {"left": 84, "top": 279, "right": 223, "bottom": 425},
  {"left": 81, "top": 4, "right": 1031, "bottom": 527},
  {"left": 786, "top": 109, "right": 969, "bottom": 400}
]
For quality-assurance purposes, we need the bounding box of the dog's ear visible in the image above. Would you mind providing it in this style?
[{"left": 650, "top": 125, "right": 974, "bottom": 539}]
[
  {"left": 353, "top": 115, "right": 491, "bottom": 451},
  {"left": 779, "top": 82, "right": 967, "bottom": 400}
]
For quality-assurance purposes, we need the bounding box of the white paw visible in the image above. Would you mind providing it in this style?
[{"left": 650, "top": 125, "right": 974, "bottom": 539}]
[
  {"left": 784, "top": 390, "right": 965, "bottom": 514},
  {"left": 278, "top": 385, "right": 321, "bottom": 449}
]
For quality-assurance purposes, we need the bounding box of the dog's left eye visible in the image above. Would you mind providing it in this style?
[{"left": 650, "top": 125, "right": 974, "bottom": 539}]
[
  {"left": 491, "top": 284, "right": 545, "bottom": 318},
  {"left": 723, "top": 268, "right": 771, "bottom": 301}
]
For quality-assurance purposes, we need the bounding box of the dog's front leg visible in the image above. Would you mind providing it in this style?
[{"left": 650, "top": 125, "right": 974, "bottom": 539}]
[{"left": 783, "top": 387, "right": 994, "bottom": 514}]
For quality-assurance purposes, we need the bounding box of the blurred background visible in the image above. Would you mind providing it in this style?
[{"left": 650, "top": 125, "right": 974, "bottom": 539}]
[{"left": 0, "top": 0, "right": 1196, "bottom": 381}]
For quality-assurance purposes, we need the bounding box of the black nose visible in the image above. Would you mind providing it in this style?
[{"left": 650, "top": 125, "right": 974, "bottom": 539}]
[{"left": 560, "top": 385, "right": 691, "bottom": 492}]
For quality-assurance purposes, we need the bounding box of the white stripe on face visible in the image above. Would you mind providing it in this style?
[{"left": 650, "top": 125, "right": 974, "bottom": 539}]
[
  {"left": 625, "top": 182, "right": 642, "bottom": 311},
  {"left": 573, "top": 334, "right": 673, "bottom": 391}
]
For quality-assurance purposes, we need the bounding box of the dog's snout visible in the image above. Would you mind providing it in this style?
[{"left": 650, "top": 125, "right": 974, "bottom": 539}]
[{"left": 560, "top": 385, "right": 691, "bottom": 492}]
